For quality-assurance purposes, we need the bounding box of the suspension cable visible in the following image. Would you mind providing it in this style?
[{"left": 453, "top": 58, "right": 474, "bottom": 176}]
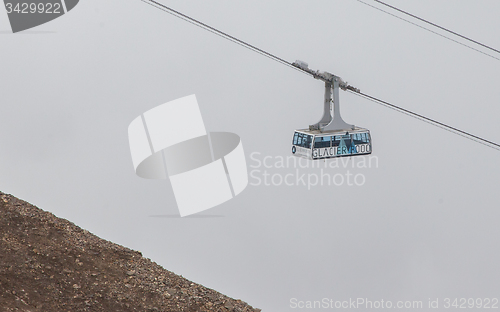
[
  {"left": 349, "top": 90, "right": 500, "bottom": 151},
  {"left": 372, "top": 0, "right": 500, "bottom": 55},
  {"left": 141, "top": 0, "right": 312, "bottom": 77},
  {"left": 356, "top": 0, "right": 500, "bottom": 61}
]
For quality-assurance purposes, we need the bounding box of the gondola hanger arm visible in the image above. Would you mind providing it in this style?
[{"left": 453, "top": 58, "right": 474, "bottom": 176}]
[{"left": 291, "top": 60, "right": 360, "bottom": 93}]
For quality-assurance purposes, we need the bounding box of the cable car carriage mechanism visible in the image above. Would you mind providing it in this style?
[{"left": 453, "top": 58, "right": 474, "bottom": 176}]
[{"left": 291, "top": 61, "right": 372, "bottom": 160}]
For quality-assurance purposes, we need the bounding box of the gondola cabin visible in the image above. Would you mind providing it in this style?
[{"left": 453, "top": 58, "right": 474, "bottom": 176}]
[
  {"left": 290, "top": 60, "right": 372, "bottom": 160},
  {"left": 292, "top": 127, "right": 371, "bottom": 160}
]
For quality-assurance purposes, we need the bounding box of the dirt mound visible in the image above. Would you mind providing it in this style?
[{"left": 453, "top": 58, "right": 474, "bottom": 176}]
[{"left": 0, "top": 191, "right": 260, "bottom": 312}]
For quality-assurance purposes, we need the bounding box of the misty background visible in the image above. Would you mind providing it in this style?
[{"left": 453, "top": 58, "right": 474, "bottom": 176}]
[{"left": 1, "top": 1, "right": 499, "bottom": 310}]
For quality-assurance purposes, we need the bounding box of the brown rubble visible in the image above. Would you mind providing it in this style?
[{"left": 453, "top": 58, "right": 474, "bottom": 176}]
[{"left": 0, "top": 191, "right": 261, "bottom": 312}]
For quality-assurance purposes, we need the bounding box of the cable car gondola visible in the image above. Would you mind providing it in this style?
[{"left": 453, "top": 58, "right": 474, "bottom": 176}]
[{"left": 291, "top": 61, "right": 372, "bottom": 160}]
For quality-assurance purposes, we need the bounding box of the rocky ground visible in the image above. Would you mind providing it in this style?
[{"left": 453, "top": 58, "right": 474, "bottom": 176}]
[{"left": 0, "top": 191, "right": 260, "bottom": 312}]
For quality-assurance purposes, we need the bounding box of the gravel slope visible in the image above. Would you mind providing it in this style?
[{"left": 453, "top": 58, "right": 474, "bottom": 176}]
[{"left": 0, "top": 191, "right": 260, "bottom": 312}]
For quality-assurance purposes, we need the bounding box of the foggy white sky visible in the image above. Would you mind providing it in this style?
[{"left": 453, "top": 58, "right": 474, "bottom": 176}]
[{"left": 1, "top": 1, "right": 500, "bottom": 311}]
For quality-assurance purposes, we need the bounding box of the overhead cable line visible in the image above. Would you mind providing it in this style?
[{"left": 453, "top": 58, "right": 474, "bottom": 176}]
[
  {"left": 141, "top": 0, "right": 312, "bottom": 77},
  {"left": 140, "top": 0, "right": 500, "bottom": 152},
  {"left": 373, "top": 0, "right": 500, "bottom": 55},
  {"left": 349, "top": 91, "right": 500, "bottom": 151},
  {"left": 356, "top": 0, "right": 500, "bottom": 61}
]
